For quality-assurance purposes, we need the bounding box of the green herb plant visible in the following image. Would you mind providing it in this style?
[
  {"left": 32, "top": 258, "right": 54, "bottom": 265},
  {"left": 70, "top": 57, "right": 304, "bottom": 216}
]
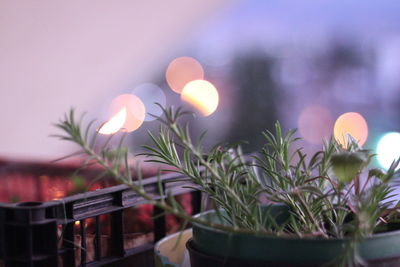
[{"left": 55, "top": 107, "right": 400, "bottom": 266}]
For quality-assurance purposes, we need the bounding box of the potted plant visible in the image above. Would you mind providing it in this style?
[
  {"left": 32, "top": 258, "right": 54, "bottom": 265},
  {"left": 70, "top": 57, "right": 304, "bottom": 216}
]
[{"left": 55, "top": 107, "right": 400, "bottom": 267}]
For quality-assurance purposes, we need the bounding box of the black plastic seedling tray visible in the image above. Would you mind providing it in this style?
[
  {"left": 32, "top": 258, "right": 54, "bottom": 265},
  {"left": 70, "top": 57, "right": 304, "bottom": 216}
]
[{"left": 0, "top": 170, "right": 201, "bottom": 267}]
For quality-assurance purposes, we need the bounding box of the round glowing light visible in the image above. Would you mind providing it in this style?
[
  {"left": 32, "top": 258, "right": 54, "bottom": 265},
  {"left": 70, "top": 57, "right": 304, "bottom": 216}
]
[
  {"left": 132, "top": 83, "right": 166, "bottom": 121},
  {"left": 298, "top": 105, "right": 333, "bottom": 145},
  {"left": 98, "top": 107, "right": 127, "bottom": 135},
  {"left": 181, "top": 80, "right": 219, "bottom": 116},
  {"left": 377, "top": 132, "right": 400, "bottom": 170},
  {"left": 334, "top": 112, "right": 368, "bottom": 147},
  {"left": 166, "top": 57, "right": 204, "bottom": 94},
  {"left": 99, "top": 94, "right": 145, "bottom": 134}
]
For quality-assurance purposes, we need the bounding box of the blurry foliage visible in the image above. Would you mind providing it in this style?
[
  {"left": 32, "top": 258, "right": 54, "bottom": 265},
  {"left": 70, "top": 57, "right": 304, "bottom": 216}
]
[
  {"left": 227, "top": 53, "right": 280, "bottom": 152},
  {"left": 67, "top": 175, "right": 88, "bottom": 196}
]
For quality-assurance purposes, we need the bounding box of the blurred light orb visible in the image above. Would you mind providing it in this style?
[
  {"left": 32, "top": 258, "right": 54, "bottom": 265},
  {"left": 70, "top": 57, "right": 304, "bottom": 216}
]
[
  {"left": 166, "top": 57, "right": 204, "bottom": 94},
  {"left": 298, "top": 105, "right": 333, "bottom": 144},
  {"left": 181, "top": 80, "right": 219, "bottom": 116},
  {"left": 98, "top": 107, "right": 127, "bottom": 135},
  {"left": 377, "top": 132, "right": 400, "bottom": 170},
  {"left": 99, "top": 94, "right": 145, "bottom": 134},
  {"left": 334, "top": 112, "right": 368, "bottom": 147},
  {"left": 132, "top": 83, "right": 166, "bottom": 121}
]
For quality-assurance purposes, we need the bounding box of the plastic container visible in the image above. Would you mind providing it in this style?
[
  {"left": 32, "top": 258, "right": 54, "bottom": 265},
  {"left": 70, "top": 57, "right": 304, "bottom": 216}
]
[{"left": 154, "top": 229, "right": 192, "bottom": 267}]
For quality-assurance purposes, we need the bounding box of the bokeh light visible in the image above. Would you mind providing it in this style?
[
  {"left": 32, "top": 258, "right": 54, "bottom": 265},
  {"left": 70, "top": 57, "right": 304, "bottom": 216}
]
[
  {"left": 98, "top": 107, "right": 127, "bottom": 135},
  {"left": 181, "top": 80, "right": 219, "bottom": 116},
  {"left": 99, "top": 94, "right": 145, "bottom": 134},
  {"left": 377, "top": 132, "right": 400, "bottom": 170},
  {"left": 333, "top": 112, "right": 368, "bottom": 147},
  {"left": 166, "top": 57, "right": 204, "bottom": 94},
  {"left": 132, "top": 83, "right": 166, "bottom": 121},
  {"left": 298, "top": 105, "right": 334, "bottom": 145}
]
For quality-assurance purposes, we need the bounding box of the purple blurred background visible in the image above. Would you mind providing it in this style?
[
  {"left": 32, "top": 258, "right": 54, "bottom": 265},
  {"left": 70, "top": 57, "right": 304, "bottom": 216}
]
[{"left": 1, "top": 0, "right": 400, "bottom": 169}]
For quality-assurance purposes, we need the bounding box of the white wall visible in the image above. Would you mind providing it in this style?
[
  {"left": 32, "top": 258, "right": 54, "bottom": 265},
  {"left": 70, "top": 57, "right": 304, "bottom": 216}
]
[{"left": 0, "top": 0, "right": 229, "bottom": 160}]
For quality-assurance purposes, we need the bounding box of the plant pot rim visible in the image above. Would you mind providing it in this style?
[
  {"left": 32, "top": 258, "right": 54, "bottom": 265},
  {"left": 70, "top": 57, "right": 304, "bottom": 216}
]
[
  {"left": 192, "top": 206, "right": 400, "bottom": 242},
  {"left": 191, "top": 206, "right": 400, "bottom": 263}
]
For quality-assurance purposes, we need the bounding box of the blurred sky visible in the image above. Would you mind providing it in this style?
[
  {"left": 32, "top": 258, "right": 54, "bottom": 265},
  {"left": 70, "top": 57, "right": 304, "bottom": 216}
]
[
  {"left": 0, "top": 0, "right": 229, "bottom": 160},
  {"left": 194, "top": 0, "right": 400, "bottom": 52},
  {"left": 1, "top": 0, "right": 400, "bottom": 162}
]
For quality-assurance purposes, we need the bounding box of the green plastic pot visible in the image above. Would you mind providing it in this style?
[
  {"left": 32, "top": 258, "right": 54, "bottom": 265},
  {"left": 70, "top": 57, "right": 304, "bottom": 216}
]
[
  {"left": 154, "top": 229, "right": 192, "bottom": 267},
  {"left": 191, "top": 205, "right": 400, "bottom": 266}
]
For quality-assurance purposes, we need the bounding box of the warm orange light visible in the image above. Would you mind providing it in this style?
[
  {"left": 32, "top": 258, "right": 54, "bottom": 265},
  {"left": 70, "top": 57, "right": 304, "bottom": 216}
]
[
  {"left": 298, "top": 105, "right": 333, "bottom": 145},
  {"left": 75, "top": 221, "right": 80, "bottom": 226},
  {"left": 99, "top": 107, "right": 127, "bottom": 135},
  {"left": 166, "top": 57, "right": 204, "bottom": 94},
  {"left": 52, "top": 189, "right": 65, "bottom": 200},
  {"left": 334, "top": 112, "right": 368, "bottom": 147},
  {"left": 99, "top": 94, "right": 146, "bottom": 134},
  {"left": 181, "top": 80, "right": 219, "bottom": 116}
]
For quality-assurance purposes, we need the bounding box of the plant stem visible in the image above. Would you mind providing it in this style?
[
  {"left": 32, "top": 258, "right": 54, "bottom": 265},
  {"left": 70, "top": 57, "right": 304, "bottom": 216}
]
[
  {"left": 80, "top": 141, "right": 271, "bottom": 235},
  {"left": 295, "top": 191, "right": 328, "bottom": 237}
]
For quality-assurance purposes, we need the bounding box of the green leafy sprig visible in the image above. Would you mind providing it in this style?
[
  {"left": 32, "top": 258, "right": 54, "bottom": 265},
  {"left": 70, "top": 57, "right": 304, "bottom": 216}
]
[{"left": 55, "top": 107, "right": 400, "bottom": 266}]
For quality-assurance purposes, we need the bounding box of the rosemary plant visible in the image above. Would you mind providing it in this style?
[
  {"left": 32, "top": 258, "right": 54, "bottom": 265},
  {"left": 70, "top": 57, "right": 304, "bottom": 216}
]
[
  {"left": 55, "top": 107, "right": 400, "bottom": 266},
  {"left": 54, "top": 109, "right": 269, "bottom": 235}
]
